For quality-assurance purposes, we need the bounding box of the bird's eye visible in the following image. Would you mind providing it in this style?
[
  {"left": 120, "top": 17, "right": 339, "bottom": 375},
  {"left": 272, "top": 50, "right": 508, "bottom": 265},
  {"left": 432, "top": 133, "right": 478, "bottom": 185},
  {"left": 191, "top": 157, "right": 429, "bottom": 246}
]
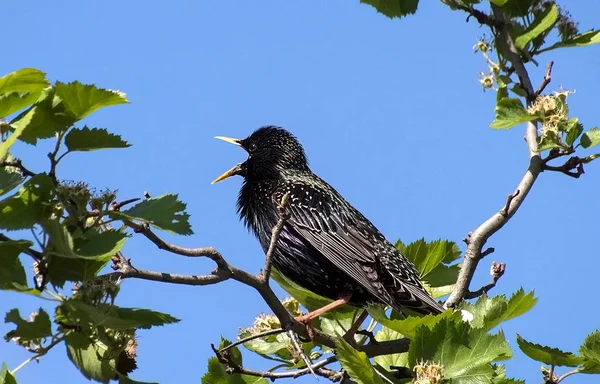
[{"left": 248, "top": 143, "right": 257, "bottom": 153}]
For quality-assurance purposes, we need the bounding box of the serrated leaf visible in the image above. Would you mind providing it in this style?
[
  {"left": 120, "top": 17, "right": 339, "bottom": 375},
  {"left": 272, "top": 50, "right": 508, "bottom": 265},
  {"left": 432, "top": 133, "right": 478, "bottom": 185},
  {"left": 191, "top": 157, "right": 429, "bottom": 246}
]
[
  {"left": 516, "top": 334, "right": 583, "bottom": 366},
  {"left": 396, "top": 238, "right": 460, "bottom": 287},
  {"left": 510, "top": 84, "right": 528, "bottom": 98},
  {"left": 65, "top": 127, "right": 130, "bottom": 152},
  {"left": 581, "top": 128, "right": 600, "bottom": 149},
  {"left": 367, "top": 304, "right": 455, "bottom": 338},
  {"left": 0, "top": 163, "right": 24, "bottom": 197},
  {"left": 563, "top": 118, "right": 583, "bottom": 146},
  {"left": 65, "top": 331, "right": 116, "bottom": 383},
  {"left": 579, "top": 330, "right": 600, "bottom": 373},
  {"left": 109, "top": 193, "right": 192, "bottom": 235},
  {"left": 360, "top": 0, "right": 418, "bottom": 19},
  {"left": 0, "top": 92, "right": 40, "bottom": 119},
  {"left": 373, "top": 326, "right": 408, "bottom": 371},
  {"left": 0, "top": 363, "right": 18, "bottom": 384},
  {"left": 0, "top": 174, "right": 53, "bottom": 230},
  {"left": 492, "top": 364, "right": 524, "bottom": 384},
  {"left": 9, "top": 89, "right": 76, "bottom": 145},
  {"left": 491, "top": 98, "right": 538, "bottom": 129},
  {"left": 238, "top": 329, "right": 290, "bottom": 356},
  {"left": 0, "top": 68, "right": 48, "bottom": 95},
  {"left": 460, "top": 288, "right": 537, "bottom": 331},
  {"left": 45, "top": 224, "right": 127, "bottom": 285},
  {"left": 57, "top": 300, "right": 180, "bottom": 330},
  {"left": 0, "top": 240, "right": 33, "bottom": 291},
  {"left": 335, "top": 336, "right": 385, "bottom": 384},
  {"left": 409, "top": 318, "right": 512, "bottom": 384},
  {"left": 4, "top": 308, "right": 52, "bottom": 342},
  {"left": 541, "top": 30, "right": 600, "bottom": 52},
  {"left": 54, "top": 81, "right": 128, "bottom": 121},
  {"left": 515, "top": 4, "right": 558, "bottom": 49}
]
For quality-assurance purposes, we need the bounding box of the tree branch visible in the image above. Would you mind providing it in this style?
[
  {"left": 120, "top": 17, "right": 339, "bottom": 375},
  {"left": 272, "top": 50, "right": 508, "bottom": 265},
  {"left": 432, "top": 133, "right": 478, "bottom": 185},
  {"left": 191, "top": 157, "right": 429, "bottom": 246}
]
[
  {"left": 212, "top": 350, "right": 341, "bottom": 381},
  {"left": 534, "top": 61, "right": 554, "bottom": 98},
  {"left": 543, "top": 156, "right": 584, "bottom": 178},
  {"left": 260, "top": 192, "right": 290, "bottom": 283},
  {"left": 445, "top": 5, "right": 543, "bottom": 308},
  {"left": 465, "top": 261, "right": 506, "bottom": 299}
]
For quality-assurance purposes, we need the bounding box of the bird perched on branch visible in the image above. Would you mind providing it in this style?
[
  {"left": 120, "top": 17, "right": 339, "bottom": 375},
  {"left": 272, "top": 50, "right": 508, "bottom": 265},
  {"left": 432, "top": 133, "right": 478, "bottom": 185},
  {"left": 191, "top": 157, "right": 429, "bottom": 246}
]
[{"left": 212, "top": 126, "right": 444, "bottom": 322}]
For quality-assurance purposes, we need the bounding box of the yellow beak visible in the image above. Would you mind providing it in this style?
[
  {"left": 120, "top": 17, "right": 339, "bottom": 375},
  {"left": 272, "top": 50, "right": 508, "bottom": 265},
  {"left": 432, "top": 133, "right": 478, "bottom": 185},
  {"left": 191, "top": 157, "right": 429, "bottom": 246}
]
[
  {"left": 211, "top": 163, "right": 243, "bottom": 184},
  {"left": 214, "top": 136, "right": 242, "bottom": 146}
]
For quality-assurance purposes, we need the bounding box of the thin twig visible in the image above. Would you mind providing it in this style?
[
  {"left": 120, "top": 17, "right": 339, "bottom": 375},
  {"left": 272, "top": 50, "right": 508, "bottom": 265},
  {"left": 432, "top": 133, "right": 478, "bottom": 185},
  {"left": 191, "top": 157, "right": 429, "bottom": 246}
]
[
  {"left": 213, "top": 347, "right": 339, "bottom": 381},
  {"left": 480, "top": 247, "right": 495, "bottom": 258},
  {"left": 48, "top": 131, "right": 65, "bottom": 182},
  {"left": 219, "top": 328, "right": 286, "bottom": 354},
  {"left": 465, "top": 261, "right": 506, "bottom": 299},
  {"left": 543, "top": 156, "right": 584, "bottom": 178},
  {"left": 261, "top": 192, "right": 290, "bottom": 283},
  {"left": 501, "top": 189, "right": 520, "bottom": 216},
  {"left": 556, "top": 368, "right": 581, "bottom": 383},
  {"left": 534, "top": 61, "right": 554, "bottom": 98},
  {"left": 10, "top": 336, "right": 64, "bottom": 374},
  {"left": 543, "top": 148, "right": 575, "bottom": 165},
  {"left": 287, "top": 329, "right": 316, "bottom": 378},
  {"left": 0, "top": 159, "right": 36, "bottom": 177}
]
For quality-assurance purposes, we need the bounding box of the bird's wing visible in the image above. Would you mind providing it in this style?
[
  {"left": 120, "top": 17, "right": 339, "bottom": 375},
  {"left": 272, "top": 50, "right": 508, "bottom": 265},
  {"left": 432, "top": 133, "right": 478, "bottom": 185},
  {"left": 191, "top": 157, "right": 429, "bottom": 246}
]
[
  {"left": 274, "top": 182, "right": 398, "bottom": 308},
  {"left": 274, "top": 181, "right": 444, "bottom": 314}
]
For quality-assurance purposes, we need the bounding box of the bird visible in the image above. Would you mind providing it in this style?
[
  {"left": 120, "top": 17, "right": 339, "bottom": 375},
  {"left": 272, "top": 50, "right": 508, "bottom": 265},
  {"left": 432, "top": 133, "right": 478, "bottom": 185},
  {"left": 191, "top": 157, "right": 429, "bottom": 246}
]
[{"left": 211, "top": 126, "right": 445, "bottom": 323}]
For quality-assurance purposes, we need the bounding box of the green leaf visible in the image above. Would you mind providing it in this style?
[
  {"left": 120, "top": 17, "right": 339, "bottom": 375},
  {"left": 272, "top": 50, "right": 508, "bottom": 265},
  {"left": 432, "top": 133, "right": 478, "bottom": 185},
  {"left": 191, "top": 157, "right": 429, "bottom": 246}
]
[
  {"left": 65, "top": 331, "right": 116, "bottom": 383},
  {"left": 0, "top": 363, "right": 18, "bottom": 384},
  {"left": 65, "top": 127, "right": 131, "bottom": 152},
  {"left": 490, "top": 98, "right": 538, "bottom": 129},
  {"left": 492, "top": 364, "right": 524, "bottom": 384},
  {"left": 45, "top": 225, "right": 127, "bottom": 285},
  {"left": 335, "top": 336, "right": 385, "bottom": 384},
  {"left": 0, "top": 68, "right": 48, "bottom": 95},
  {"left": 360, "top": 0, "right": 419, "bottom": 19},
  {"left": 4, "top": 308, "right": 52, "bottom": 342},
  {"left": 515, "top": 4, "right": 558, "bottom": 49},
  {"left": 396, "top": 238, "right": 460, "bottom": 288},
  {"left": 0, "top": 240, "right": 33, "bottom": 291},
  {"left": 201, "top": 338, "right": 269, "bottom": 384},
  {"left": 367, "top": 304, "right": 455, "bottom": 338},
  {"left": 57, "top": 300, "right": 180, "bottom": 330},
  {"left": 563, "top": 118, "right": 583, "bottom": 146},
  {"left": 409, "top": 318, "right": 512, "bottom": 384},
  {"left": 579, "top": 330, "right": 600, "bottom": 373},
  {"left": 538, "top": 130, "right": 565, "bottom": 152},
  {"left": 0, "top": 174, "right": 53, "bottom": 230},
  {"left": 109, "top": 193, "right": 192, "bottom": 235},
  {"left": 0, "top": 161, "right": 24, "bottom": 197},
  {"left": 460, "top": 288, "right": 537, "bottom": 331},
  {"left": 54, "top": 81, "right": 128, "bottom": 121},
  {"left": 0, "top": 92, "right": 40, "bottom": 119},
  {"left": 272, "top": 269, "right": 343, "bottom": 310},
  {"left": 510, "top": 84, "right": 528, "bottom": 98},
  {"left": 581, "top": 128, "right": 600, "bottom": 149},
  {"left": 77, "top": 230, "right": 128, "bottom": 259},
  {"left": 516, "top": 334, "right": 583, "bottom": 367},
  {"left": 9, "top": 89, "right": 76, "bottom": 145},
  {"left": 373, "top": 326, "right": 408, "bottom": 371},
  {"left": 541, "top": 30, "right": 600, "bottom": 52},
  {"left": 489, "top": 0, "right": 509, "bottom": 5},
  {"left": 238, "top": 329, "right": 290, "bottom": 356}
]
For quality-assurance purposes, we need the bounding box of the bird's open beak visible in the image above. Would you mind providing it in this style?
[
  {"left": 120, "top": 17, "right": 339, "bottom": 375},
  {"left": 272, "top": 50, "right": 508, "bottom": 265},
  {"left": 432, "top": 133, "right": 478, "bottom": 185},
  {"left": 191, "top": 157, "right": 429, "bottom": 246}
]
[
  {"left": 214, "top": 136, "right": 242, "bottom": 146},
  {"left": 211, "top": 162, "right": 244, "bottom": 184},
  {"left": 211, "top": 136, "right": 245, "bottom": 184}
]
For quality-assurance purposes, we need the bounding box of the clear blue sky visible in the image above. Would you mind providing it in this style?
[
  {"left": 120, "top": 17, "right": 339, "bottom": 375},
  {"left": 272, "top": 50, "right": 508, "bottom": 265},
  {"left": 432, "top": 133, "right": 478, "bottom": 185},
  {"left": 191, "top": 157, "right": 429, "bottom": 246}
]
[{"left": 2, "top": 1, "right": 599, "bottom": 383}]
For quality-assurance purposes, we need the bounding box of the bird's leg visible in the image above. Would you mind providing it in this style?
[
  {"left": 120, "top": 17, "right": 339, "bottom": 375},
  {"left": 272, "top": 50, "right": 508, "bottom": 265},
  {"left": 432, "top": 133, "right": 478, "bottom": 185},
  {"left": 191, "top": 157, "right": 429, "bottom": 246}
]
[
  {"left": 343, "top": 309, "right": 369, "bottom": 344},
  {"left": 295, "top": 294, "right": 352, "bottom": 324}
]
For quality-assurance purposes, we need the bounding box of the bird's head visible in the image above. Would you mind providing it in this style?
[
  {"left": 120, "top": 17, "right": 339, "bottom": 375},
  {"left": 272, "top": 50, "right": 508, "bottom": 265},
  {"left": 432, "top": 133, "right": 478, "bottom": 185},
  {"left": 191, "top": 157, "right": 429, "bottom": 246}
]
[{"left": 211, "top": 126, "right": 309, "bottom": 184}]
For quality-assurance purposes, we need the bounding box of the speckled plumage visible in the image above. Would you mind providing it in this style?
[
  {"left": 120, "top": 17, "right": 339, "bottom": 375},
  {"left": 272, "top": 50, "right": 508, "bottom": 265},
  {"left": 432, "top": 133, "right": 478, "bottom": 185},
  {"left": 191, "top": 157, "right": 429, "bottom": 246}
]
[{"left": 225, "top": 126, "right": 444, "bottom": 315}]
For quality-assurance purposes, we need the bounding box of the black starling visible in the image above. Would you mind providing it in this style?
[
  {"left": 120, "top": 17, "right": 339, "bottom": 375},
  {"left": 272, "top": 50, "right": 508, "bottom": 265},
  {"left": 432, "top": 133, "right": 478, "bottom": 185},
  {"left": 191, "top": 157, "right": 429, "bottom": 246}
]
[{"left": 212, "top": 126, "right": 444, "bottom": 320}]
